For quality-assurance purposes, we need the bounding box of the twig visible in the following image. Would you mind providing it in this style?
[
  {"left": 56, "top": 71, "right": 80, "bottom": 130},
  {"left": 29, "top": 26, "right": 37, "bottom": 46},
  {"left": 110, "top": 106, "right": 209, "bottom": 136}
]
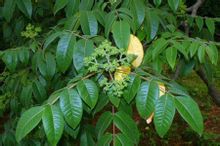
[
  {"left": 187, "top": 0, "right": 204, "bottom": 16},
  {"left": 65, "top": 30, "right": 89, "bottom": 40},
  {"left": 112, "top": 106, "right": 116, "bottom": 146},
  {"left": 67, "top": 72, "right": 96, "bottom": 89},
  {"left": 130, "top": 72, "right": 150, "bottom": 81},
  {"left": 49, "top": 72, "right": 96, "bottom": 105}
]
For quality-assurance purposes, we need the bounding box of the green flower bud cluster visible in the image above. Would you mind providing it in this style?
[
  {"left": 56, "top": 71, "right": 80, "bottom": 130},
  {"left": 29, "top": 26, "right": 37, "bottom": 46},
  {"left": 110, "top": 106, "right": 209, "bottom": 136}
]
[
  {"left": 109, "top": 0, "right": 117, "bottom": 5},
  {"left": 177, "top": 1, "right": 187, "bottom": 16},
  {"left": 100, "top": 75, "right": 130, "bottom": 97},
  {"left": 84, "top": 40, "right": 130, "bottom": 73},
  {"left": 84, "top": 40, "right": 132, "bottom": 98},
  {"left": 21, "top": 23, "right": 42, "bottom": 39}
]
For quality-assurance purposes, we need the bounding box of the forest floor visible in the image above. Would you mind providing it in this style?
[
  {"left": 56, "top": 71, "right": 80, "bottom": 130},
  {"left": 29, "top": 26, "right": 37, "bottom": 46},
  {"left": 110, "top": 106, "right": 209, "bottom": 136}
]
[{"left": 139, "top": 71, "right": 220, "bottom": 145}]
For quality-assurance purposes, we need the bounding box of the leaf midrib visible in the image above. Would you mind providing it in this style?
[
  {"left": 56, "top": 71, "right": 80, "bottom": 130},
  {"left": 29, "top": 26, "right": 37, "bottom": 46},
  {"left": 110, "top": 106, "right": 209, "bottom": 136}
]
[{"left": 18, "top": 107, "right": 44, "bottom": 140}]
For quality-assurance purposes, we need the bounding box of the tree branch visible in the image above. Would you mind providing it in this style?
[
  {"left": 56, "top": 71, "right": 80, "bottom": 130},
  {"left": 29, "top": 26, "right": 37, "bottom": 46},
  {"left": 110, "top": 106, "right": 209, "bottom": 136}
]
[
  {"left": 173, "top": 1, "right": 206, "bottom": 80},
  {"left": 187, "top": 0, "right": 204, "bottom": 16}
]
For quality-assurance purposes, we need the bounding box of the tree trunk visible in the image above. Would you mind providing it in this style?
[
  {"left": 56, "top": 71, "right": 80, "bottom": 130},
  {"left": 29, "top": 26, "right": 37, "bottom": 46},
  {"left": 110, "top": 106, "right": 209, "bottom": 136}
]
[{"left": 196, "top": 66, "right": 220, "bottom": 106}]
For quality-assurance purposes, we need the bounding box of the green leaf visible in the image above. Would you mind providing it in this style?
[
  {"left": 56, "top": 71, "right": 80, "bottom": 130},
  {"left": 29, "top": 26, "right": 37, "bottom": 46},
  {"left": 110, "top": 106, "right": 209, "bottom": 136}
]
[
  {"left": 109, "top": 95, "right": 121, "bottom": 107},
  {"left": 152, "top": 57, "right": 163, "bottom": 73},
  {"left": 94, "top": 10, "right": 105, "bottom": 26},
  {"left": 174, "top": 96, "right": 204, "bottom": 135},
  {"left": 3, "top": 0, "right": 16, "bottom": 22},
  {"left": 195, "top": 17, "right": 204, "bottom": 31},
  {"left": 114, "top": 111, "right": 140, "bottom": 144},
  {"left": 118, "top": 12, "right": 136, "bottom": 33},
  {"left": 79, "top": 0, "right": 94, "bottom": 10},
  {"left": 18, "top": 48, "right": 29, "bottom": 65},
  {"left": 187, "top": 16, "right": 194, "bottom": 27},
  {"left": 80, "top": 130, "right": 96, "bottom": 146},
  {"left": 42, "top": 105, "right": 64, "bottom": 146},
  {"left": 123, "top": 75, "right": 141, "bottom": 103},
  {"left": 32, "top": 51, "right": 39, "bottom": 72},
  {"left": 32, "top": 80, "right": 47, "bottom": 103},
  {"left": 145, "top": 10, "right": 159, "bottom": 40},
  {"left": 37, "top": 51, "right": 47, "bottom": 77},
  {"left": 112, "top": 21, "right": 130, "bottom": 49},
  {"left": 97, "top": 133, "right": 112, "bottom": 146},
  {"left": 54, "top": 0, "right": 68, "bottom": 14},
  {"left": 73, "top": 39, "right": 94, "bottom": 72},
  {"left": 206, "top": 45, "right": 218, "bottom": 65},
  {"left": 180, "top": 60, "right": 195, "bottom": 76},
  {"left": 2, "top": 23, "right": 12, "bottom": 40},
  {"left": 80, "top": 11, "right": 98, "bottom": 36},
  {"left": 205, "top": 18, "right": 215, "bottom": 36},
  {"left": 95, "top": 111, "right": 113, "bottom": 139},
  {"left": 64, "top": 124, "right": 80, "bottom": 139},
  {"left": 136, "top": 80, "right": 159, "bottom": 118},
  {"left": 130, "top": 0, "right": 145, "bottom": 28},
  {"left": 77, "top": 79, "right": 99, "bottom": 109},
  {"left": 211, "top": 44, "right": 218, "bottom": 65},
  {"left": 173, "top": 41, "right": 189, "bottom": 60},
  {"left": 59, "top": 88, "right": 83, "bottom": 129},
  {"left": 154, "top": 94, "right": 175, "bottom": 138},
  {"left": 37, "top": 52, "right": 56, "bottom": 79},
  {"left": 115, "top": 133, "right": 134, "bottom": 146},
  {"left": 47, "top": 88, "right": 66, "bottom": 105},
  {"left": 43, "top": 31, "right": 63, "bottom": 49},
  {"left": 189, "top": 41, "right": 200, "bottom": 57},
  {"left": 56, "top": 32, "right": 75, "bottom": 72},
  {"left": 183, "top": 40, "right": 191, "bottom": 55},
  {"left": 64, "top": 14, "right": 80, "bottom": 30},
  {"left": 65, "top": 0, "right": 80, "bottom": 17},
  {"left": 16, "top": 0, "right": 32, "bottom": 18},
  {"left": 16, "top": 106, "right": 44, "bottom": 142},
  {"left": 20, "top": 84, "right": 32, "bottom": 107},
  {"left": 118, "top": 8, "right": 133, "bottom": 19},
  {"left": 2, "top": 50, "right": 18, "bottom": 72},
  {"left": 166, "top": 47, "right": 177, "bottom": 69},
  {"left": 45, "top": 53, "right": 56, "bottom": 79},
  {"left": 168, "top": 0, "right": 180, "bottom": 12},
  {"left": 197, "top": 45, "right": 206, "bottom": 63},
  {"left": 92, "top": 92, "right": 109, "bottom": 115},
  {"left": 118, "top": 99, "right": 132, "bottom": 116},
  {"left": 168, "top": 81, "right": 190, "bottom": 97},
  {"left": 105, "top": 11, "right": 117, "bottom": 37},
  {"left": 152, "top": 38, "right": 168, "bottom": 60},
  {"left": 153, "top": 0, "right": 162, "bottom": 7}
]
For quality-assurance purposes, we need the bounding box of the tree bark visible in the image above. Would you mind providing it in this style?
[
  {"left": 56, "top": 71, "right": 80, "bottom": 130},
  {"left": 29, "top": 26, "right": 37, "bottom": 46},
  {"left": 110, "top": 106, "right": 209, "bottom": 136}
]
[{"left": 196, "top": 66, "right": 220, "bottom": 106}]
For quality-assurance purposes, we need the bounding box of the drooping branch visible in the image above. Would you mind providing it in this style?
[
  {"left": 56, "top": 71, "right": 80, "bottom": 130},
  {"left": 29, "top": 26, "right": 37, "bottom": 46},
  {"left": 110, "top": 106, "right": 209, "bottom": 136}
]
[
  {"left": 173, "top": 1, "right": 205, "bottom": 80},
  {"left": 187, "top": 0, "right": 204, "bottom": 16},
  {"left": 186, "top": 0, "right": 220, "bottom": 106}
]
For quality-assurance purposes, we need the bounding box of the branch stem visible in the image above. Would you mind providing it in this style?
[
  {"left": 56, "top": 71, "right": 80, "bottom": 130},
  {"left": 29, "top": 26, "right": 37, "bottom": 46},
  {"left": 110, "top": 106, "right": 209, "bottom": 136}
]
[
  {"left": 112, "top": 105, "right": 116, "bottom": 146},
  {"left": 187, "top": 0, "right": 204, "bottom": 16}
]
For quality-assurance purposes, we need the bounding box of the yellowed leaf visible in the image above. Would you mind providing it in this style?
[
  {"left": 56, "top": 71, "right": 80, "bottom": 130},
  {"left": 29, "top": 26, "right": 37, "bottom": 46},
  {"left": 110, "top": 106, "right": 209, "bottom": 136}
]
[
  {"left": 127, "top": 34, "right": 144, "bottom": 68},
  {"left": 114, "top": 66, "right": 131, "bottom": 81},
  {"left": 159, "top": 82, "right": 166, "bottom": 97},
  {"left": 146, "top": 112, "right": 154, "bottom": 124}
]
